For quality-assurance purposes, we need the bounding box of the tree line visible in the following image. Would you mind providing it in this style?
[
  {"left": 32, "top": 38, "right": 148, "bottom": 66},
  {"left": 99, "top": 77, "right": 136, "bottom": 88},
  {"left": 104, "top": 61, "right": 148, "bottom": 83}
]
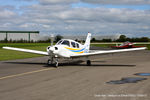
[
  {"left": 91, "top": 35, "right": 150, "bottom": 42},
  {"left": 0, "top": 34, "right": 150, "bottom": 43}
]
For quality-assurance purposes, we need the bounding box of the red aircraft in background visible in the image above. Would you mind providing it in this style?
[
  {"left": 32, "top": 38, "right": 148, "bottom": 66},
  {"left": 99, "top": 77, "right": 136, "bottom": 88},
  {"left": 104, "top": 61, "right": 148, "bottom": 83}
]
[{"left": 111, "top": 41, "right": 145, "bottom": 49}]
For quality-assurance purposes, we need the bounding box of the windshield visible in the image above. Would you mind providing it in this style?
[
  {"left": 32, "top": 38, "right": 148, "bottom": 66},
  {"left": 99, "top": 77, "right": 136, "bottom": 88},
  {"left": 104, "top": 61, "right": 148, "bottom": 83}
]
[
  {"left": 56, "top": 40, "right": 63, "bottom": 45},
  {"left": 61, "top": 40, "right": 70, "bottom": 47},
  {"left": 120, "top": 41, "right": 130, "bottom": 46}
]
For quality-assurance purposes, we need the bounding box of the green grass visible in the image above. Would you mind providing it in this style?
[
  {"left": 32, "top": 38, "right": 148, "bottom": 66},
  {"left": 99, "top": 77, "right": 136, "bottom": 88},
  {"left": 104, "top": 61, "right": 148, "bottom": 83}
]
[
  {"left": 0, "top": 43, "right": 50, "bottom": 61},
  {"left": 147, "top": 45, "right": 150, "bottom": 50},
  {"left": 0, "top": 43, "right": 149, "bottom": 61},
  {"left": 91, "top": 44, "right": 116, "bottom": 48}
]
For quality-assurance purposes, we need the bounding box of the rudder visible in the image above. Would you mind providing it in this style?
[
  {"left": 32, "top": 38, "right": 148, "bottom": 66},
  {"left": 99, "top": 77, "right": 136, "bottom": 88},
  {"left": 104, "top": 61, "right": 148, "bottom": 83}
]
[{"left": 84, "top": 32, "right": 91, "bottom": 53}]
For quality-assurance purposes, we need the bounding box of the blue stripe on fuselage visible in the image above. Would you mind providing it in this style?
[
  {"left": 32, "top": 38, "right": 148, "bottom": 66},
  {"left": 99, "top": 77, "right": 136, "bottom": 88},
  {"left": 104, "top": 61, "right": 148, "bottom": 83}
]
[{"left": 69, "top": 48, "right": 85, "bottom": 52}]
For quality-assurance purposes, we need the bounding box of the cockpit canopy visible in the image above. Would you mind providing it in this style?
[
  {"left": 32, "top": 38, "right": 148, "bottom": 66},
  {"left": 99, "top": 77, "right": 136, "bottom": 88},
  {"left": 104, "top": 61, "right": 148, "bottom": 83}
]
[
  {"left": 56, "top": 39, "right": 80, "bottom": 48},
  {"left": 120, "top": 41, "right": 131, "bottom": 46}
]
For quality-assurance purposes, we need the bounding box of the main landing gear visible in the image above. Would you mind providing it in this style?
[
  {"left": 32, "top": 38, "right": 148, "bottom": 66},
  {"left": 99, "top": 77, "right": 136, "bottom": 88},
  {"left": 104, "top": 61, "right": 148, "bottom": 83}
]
[
  {"left": 47, "top": 57, "right": 59, "bottom": 68},
  {"left": 86, "top": 60, "right": 91, "bottom": 66},
  {"left": 47, "top": 58, "right": 91, "bottom": 67}
]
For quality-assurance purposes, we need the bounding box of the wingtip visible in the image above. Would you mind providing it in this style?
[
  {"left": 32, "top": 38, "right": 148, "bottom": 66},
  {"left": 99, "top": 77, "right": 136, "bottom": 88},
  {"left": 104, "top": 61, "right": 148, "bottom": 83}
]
[
  {"left": 139, "top": 47, "right": 147, "bottom": 50},
  {"left": 2, "top": 47, "right": 6, "bottom": 49},
  {"left": 2, "top": 47, "right": 11, "bottom": 49}
]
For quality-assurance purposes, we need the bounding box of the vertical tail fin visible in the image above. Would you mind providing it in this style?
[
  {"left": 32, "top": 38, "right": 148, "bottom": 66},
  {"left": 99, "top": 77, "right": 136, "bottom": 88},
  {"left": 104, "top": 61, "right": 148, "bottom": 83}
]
[{"left": 84, "top": 32, "right": 91, "bottom": 53}]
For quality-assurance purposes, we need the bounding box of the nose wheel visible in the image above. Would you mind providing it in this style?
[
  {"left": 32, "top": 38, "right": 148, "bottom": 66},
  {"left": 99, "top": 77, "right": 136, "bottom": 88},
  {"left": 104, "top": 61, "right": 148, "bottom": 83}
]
[
  {"left": 54, "top": 58, "right": 59, "bottom": 68},
  {"left": 47, "top": 57, "right": 59, "bottom": 68},
  {"left": 54, "top": 61, "right": 58, "bottom": 68}
]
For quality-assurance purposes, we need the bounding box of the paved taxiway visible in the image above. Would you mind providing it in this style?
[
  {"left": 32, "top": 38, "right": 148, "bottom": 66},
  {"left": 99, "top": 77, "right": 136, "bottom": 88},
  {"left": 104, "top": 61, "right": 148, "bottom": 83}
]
[{"left": 0, "top": 50, "right": 150, "bottom": 100}]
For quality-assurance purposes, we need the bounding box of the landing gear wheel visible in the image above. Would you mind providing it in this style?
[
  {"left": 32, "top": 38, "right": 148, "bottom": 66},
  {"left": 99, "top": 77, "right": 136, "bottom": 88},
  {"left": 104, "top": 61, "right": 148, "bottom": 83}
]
[
  {"left": 47, "top": 59, "right": 52, "bottom": 65},
  {"left": 54, "top": 61, "right": 58, "bottom": 68},
  {"left": 86, "top": 60, "right": 91, "bottom": 66}
]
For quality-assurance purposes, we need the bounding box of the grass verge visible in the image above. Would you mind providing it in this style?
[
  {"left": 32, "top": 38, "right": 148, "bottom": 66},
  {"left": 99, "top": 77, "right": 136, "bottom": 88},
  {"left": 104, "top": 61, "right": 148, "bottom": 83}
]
[{"left": 0, "top": 43, "right": 50, "bottom": 61}]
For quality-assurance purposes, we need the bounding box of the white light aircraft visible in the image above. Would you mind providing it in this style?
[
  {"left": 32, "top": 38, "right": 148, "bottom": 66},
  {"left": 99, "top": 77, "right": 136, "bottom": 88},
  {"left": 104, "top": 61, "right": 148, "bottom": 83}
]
[{"left": 3, "top": 32, "right": 147, "bottom": 67}]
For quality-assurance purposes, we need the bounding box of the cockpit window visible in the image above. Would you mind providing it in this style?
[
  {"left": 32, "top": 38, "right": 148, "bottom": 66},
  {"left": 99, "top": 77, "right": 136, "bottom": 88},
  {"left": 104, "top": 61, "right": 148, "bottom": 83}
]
[
  {"left": 61, "top": 40, "right": 70, "bottom": 47},
  {"left": 76, "top": 43, "right": 79, "bottom": 48},
  {"left": 57, "top": 40, "right": 63, "bottom": 45},
  {"left": 71, "top": 42, "right": 76, "bottom": 48},
  {"left": 120, "top": 41, "right": 130, "bottom": 46}
]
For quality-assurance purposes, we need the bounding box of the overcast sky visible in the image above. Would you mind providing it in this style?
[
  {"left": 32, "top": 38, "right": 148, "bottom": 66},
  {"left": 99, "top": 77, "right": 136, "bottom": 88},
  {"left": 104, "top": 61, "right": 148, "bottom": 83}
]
[{"left": 0, "top": 0, "right": 150, "bottom": 37}]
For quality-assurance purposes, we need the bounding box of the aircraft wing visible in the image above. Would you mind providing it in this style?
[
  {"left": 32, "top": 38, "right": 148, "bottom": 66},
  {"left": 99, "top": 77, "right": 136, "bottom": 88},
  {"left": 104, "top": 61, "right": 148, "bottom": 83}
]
[
  {"left": 71, "top": 47, "right": 147, "bottom": 57},
  {"left": 3, "top": 47, "right": 49, "bottom": 55}
]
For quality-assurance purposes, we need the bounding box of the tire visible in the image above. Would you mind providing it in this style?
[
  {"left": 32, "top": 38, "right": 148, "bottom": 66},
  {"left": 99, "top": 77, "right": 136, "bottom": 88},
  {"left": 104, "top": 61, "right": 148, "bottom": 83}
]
[
  {"left": 54, "top": 61, "right": 58, "bottom": 68},
  {"left": 47, "top": 59, "right": 51, "bottom": 65},
  {"left": 87, "top": 60, "right": 91, "bottom": 66}
]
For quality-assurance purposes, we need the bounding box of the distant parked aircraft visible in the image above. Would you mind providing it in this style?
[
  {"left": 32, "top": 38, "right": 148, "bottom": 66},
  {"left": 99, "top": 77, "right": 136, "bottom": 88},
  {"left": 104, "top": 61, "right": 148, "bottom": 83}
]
[{"left": 111, "top": 41, "right": 145, "bottom": 49}]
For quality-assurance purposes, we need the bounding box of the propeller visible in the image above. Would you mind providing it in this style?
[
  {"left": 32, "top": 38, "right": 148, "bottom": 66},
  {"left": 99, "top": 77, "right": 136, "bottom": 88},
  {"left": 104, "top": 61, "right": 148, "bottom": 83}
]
[
  {"left": 51, "top": 34, "right": 54, "bottom": 46},
  {"left": 47, "top": 34, "right": 54, "bottom": 55}
]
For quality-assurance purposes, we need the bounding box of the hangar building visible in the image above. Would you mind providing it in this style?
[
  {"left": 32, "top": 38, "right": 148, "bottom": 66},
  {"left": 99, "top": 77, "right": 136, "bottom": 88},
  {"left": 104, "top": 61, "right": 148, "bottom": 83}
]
[{"left": 0, "top": 31, "right": 39, "bottom": 41}]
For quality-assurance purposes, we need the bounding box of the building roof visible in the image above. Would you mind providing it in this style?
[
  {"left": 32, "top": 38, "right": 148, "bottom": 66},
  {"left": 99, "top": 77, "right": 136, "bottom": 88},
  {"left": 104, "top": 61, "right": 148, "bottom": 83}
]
[{"left": 0, "top": 31, "right": 39, "bottom": 34}]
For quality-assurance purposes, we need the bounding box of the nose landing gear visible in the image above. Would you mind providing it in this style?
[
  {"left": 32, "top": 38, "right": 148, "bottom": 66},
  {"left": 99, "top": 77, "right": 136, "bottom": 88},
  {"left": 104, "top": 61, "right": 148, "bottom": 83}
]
[
  {"left": 54, "top": 58, "right": 59, "bottom": 68},
  {"left": 47, "top": 57, "right": 59, "bottom": 68}
]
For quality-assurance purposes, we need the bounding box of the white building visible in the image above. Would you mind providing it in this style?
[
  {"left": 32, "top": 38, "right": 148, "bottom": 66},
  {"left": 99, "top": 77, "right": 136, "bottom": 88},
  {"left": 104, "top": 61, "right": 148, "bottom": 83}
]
[
  {"left": 0, "top": 31, "right": 121, "bottom": 42},
  {"left": 0, "top": 31, "right": 39, "bottom": 41}
]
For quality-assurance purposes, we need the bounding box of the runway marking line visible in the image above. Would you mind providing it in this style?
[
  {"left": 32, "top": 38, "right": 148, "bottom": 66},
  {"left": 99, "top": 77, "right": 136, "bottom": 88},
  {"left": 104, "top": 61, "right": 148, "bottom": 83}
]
[{"left": 0, "top": 68, "right": 55, "bottom": 80}]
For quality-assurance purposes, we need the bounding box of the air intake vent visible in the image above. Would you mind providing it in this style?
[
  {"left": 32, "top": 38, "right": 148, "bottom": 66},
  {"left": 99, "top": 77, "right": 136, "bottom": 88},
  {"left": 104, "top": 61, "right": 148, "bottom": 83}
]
[{"left": 55, "top": 47, "right": 58, "bottom": 50}]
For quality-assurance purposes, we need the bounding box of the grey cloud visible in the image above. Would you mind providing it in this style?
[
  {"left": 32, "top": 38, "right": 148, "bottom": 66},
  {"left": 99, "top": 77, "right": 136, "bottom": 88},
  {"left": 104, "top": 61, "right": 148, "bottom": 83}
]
[
  {"left": 56, "top": 8, "right": 150, "bottom": 25},
  {"left": 39, "top": 0, "right": 79, "bottom": 5},
  {"left": 21, "top": 4, "right": 70, "bottom": 12},
  {"left": 19, "top": 0, "right": 150, "bottom": 5},
  {"left": 15, "top": 0, "right": 36, "bottom": 1},
  {"left": 15, "top": 0, "right": 79, "bottom": 4},
  {"left": 19, "top": 5, "right": 150, "bottom": 36},
  {"left": 0, "top": 8, "right": 17, "bottom": 19},
  {"left": 81, "top": 0, "right": 150, "bottom": 5},
  {"left": 0, "top": 1, "right": 150, "bottom": 37}
]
